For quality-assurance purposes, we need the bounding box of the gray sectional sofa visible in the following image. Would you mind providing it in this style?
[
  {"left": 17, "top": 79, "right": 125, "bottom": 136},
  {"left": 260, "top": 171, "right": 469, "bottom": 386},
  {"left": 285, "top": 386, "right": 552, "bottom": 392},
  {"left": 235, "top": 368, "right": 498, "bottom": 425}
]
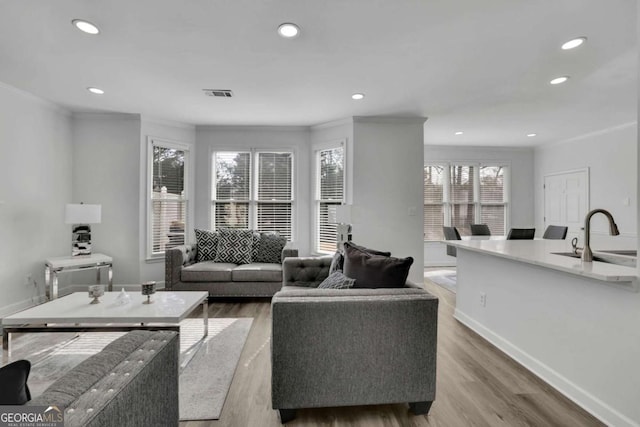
[
  {"left": 29, "top": 330, "right": 179, "bottom": 427},
  {"left": 271, "top": 256, "right": 439, "bottom": 423},
  {"left": 165, "top": 243, "right": 298, "bottom": 297}
]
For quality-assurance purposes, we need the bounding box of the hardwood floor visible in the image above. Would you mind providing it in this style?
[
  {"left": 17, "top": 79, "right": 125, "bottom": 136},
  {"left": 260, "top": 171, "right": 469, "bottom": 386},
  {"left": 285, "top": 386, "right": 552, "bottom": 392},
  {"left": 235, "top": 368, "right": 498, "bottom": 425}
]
[{"left": 183, "top": 282, "right": 604, "bottom": 427}]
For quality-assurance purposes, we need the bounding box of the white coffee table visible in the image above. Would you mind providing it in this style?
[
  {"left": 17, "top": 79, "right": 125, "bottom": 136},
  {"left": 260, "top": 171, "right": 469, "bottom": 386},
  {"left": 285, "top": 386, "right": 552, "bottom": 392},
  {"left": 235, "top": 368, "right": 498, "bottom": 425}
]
[{"left": 2, "top": 291, "right": 208, "bottom": 363}]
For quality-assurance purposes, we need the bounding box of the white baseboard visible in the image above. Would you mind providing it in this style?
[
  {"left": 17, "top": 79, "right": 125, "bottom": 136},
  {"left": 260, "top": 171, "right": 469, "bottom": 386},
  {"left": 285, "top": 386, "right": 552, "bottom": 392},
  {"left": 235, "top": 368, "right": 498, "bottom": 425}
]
[{"left": 454, "top": 309, "right": 639, "bottom": 427}]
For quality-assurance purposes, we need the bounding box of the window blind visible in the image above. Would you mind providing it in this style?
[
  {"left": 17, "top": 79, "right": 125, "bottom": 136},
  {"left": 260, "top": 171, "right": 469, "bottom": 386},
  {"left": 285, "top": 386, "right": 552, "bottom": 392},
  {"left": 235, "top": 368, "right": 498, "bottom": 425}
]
[
  {"left": 450, "top": 165, "right": 474, "bottom": 235},
  {"left": 150, "top": 145, "right": 187, "bottom": 254},
  {"left": 424, "top": 165, "right": 444, "bottom": 240},
  {"left": 480, "top": 166, "right": 506, "bottom": 234},
  {"left": 256, "top": 152, "right": 293, "bottom": 239},
  {"left": 317, "top": 147, "right": 344, "bottom": 252}
]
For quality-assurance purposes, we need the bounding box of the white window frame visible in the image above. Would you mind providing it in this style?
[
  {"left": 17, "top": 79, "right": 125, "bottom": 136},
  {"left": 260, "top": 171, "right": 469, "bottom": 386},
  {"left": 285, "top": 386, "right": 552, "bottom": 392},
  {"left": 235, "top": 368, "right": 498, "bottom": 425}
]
[
  {"left": 211, "top": 149, "right": 295, "bottom": 240},
  {"left": 146, "top": 137, "right": 190, "bottom": 259},
  {"left": 424, "top": 162, "right": 510, "bottom": 241},
  {"left": 314, "top": 141, "right": 346, "bottom": 254}
]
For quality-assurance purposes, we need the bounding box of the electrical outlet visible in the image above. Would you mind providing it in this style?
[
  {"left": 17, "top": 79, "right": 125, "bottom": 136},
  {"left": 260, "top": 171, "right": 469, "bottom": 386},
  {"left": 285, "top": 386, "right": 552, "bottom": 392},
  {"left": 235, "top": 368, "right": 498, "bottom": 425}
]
[
  {"left": 25, "top": 274, "right": 32, "bottom": 287},
  {"left": 479, "top": 292, "right": 487, "bottom": 307}
]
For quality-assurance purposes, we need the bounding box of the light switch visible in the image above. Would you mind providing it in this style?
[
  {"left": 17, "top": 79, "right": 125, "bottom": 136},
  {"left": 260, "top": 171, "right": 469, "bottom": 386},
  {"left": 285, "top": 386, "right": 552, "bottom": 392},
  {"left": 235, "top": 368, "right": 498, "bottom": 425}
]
[{"left": 623, "top": 197, "right": 630, "bottom": 206}]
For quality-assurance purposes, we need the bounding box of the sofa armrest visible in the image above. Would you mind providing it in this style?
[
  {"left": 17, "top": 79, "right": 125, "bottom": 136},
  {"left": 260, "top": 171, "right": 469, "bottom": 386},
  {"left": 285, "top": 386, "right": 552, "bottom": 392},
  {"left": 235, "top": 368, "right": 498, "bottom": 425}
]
[
  {"left": 282, "top": 256, "right": 331, "bottom": 288},
  {"left": 281, "top": 248, "right": 299, "bottom": 262},
  {"left": 271, "top": 287, "right": 438, "bottom": 409},
  {"left": 165, "top": 243, "right": 197, "bottom": 289}
]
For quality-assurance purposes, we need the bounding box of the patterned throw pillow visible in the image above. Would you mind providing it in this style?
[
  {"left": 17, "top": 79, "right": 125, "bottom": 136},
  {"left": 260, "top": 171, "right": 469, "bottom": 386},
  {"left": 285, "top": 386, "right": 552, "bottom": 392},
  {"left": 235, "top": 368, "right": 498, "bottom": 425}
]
[
  {"left": 214, "top": 228, "right": 254, "bottom": 265},
  {"left": 251, "top": 230, "right": 262, "bottom": 261},
  {"left": 329, "top": 251, "right": 344, "bottom": 274},
  {"left": 255, "top": 233, "right": 287, "bottom": 263},
  {"left": 195, "top": 229, "right": 218, "bottom": 262},
  {"left": 318, "top": 271, "right": 355, "bottom": 289}
]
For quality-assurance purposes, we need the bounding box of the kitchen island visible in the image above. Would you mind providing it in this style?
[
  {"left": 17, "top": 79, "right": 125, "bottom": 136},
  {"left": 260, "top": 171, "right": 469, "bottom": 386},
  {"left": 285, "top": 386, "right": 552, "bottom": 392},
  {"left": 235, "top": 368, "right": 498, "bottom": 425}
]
[{"left": 446, "top": 239, "right": 639, "bottom": 427}]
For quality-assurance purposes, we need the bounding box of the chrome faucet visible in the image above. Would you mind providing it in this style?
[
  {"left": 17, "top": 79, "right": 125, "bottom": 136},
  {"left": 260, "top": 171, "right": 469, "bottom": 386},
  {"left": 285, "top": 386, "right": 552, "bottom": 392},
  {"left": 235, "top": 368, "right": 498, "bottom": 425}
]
[{"left": 582, "top": 209, "right": 620, "bottom": 262}]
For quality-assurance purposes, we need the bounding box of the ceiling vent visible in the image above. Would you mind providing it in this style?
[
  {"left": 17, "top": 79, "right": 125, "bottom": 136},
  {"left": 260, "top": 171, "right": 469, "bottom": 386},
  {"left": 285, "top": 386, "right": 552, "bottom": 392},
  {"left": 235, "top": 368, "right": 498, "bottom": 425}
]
[{"left": 203, "top": 89, "right": 233, "bottom": 98}]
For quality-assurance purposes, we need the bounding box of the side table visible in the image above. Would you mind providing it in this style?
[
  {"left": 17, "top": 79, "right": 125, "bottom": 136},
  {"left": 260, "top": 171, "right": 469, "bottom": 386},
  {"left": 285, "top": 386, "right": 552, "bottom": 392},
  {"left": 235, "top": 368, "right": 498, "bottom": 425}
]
[{"left": 45, "top": 253, "right": 113, "bottom": 300}]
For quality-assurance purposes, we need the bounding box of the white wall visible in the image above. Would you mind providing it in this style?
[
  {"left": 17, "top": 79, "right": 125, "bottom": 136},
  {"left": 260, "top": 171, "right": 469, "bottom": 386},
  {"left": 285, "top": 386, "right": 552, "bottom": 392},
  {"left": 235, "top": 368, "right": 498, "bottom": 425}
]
[
  {"left": 72, "top": 113, "right": 142, "bottom": 285},
  {"left": 139, "top": 118, "right": 196, "bottom": 284},
  {"left": 424, "top": 145, "right": 535, "bottom": 266},
  {"left": 0, "top": 83, "right": 73, "bottom": 315},
  {"left": 195, "top": 126, "right": 312, "bottom": 255},
  {"left": 534, "top": 123, "right": 637, "bottom": 248},
  {"left": 352, "top": 117, "right": 426, "bottom": 283}
]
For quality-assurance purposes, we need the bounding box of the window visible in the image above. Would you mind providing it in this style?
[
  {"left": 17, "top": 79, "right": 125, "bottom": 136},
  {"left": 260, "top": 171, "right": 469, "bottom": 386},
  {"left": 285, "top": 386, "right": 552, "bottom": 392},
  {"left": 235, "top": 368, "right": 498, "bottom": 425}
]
[
  {"left": 212, "top": 151, "right": 294, "bottom": 239},
  {"left": 423, "top": 165, "right": 445, "bottom": 240},
  {"left": 316, "top": 146, "right": 345, "bottom": 253},
  {"left": 424, "top": 163, "right": 508, "bottom": 239},
  {"left": 148, "top": 139, "right": 189, "bottom": 257}
]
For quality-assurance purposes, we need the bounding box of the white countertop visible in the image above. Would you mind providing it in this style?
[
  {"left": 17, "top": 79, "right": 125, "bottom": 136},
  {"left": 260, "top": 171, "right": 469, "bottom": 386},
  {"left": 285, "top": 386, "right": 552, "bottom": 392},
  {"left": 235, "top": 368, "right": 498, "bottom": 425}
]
[{"left": 445, "top": 239, "right": 638, "bottom": 284}]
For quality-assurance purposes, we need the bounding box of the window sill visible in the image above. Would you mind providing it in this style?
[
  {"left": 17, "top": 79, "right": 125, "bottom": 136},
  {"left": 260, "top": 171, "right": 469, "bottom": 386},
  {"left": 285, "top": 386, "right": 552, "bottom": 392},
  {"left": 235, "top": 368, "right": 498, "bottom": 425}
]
[{"left": 145, "top": 256, "right": 164, "bottom": 264}]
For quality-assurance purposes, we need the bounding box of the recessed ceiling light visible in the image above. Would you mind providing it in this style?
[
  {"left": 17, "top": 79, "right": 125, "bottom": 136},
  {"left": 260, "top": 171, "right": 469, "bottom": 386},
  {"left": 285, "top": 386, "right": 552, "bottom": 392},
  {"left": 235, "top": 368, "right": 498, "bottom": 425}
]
[
  {"left": 455, "top": 131, "right": 464, "bottom": 135},
  {"left": 561, "top": 37, "right": 587, "bottom": 50},
  {"left": 550, "top": 76, "right": 569, "bottom": 85},
  {"left": 87, "top": 87, "right": 105, "bottom": 95},
  {"left": 351, "top": 93, "right": 365, "bottom": 100},
  {"left": 527, "top": 133, "right": 537, "bottom": 137},
  {"left": 72, "top": 19, "right": 100, "bottom": 35},
  {"left": 277, "top": 23, "right": 300, "bottom": 38}
]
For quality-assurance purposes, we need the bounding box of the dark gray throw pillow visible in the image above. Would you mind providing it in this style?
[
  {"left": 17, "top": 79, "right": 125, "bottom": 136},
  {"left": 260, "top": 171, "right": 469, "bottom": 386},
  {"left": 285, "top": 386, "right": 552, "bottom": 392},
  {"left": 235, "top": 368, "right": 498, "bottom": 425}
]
[
  {"left": 194, "top": 229, "right": 218, "bottom": 262},
  {"left": 318, "top": 271, "right": 355, "bottom": 289},
  {"left": 214, "top": 228, "right": 253, "bottom": 265},
  {"left": 343, "top": 241, "right": 391, "bottom": 257},
  {"left": 255, "top": 233, "right": 287, "bottom": 263},
  {"left": 343, "top": 242, "right": 413, "bottom": 288},
  {"left": 0, "top": 359, "right": 31, "bottom": 405}
]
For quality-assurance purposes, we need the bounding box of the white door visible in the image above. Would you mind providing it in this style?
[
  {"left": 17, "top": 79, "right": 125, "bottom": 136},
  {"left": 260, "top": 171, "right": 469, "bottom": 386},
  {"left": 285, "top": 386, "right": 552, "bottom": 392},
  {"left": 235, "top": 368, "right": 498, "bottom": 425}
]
[{"left": 544, "top": 169, "right": 589, "bottom": 233}]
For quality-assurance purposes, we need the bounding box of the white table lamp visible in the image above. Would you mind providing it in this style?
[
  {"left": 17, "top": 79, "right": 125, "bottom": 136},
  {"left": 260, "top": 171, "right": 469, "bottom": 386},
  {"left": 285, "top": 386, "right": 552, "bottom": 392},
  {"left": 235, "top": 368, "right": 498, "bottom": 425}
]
[
  {"left": 65, "top": 203, "right": 101, "bottom": 256},
  {"left": 328, "top": 205, "right": 352, "bottom": 251}
]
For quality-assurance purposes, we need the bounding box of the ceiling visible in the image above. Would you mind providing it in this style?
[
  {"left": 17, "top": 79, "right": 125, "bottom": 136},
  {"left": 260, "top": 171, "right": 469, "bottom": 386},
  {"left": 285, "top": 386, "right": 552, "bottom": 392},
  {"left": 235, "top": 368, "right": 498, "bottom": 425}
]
[{"left": 0, "top": 0, "right": 636, "bottom": 146}]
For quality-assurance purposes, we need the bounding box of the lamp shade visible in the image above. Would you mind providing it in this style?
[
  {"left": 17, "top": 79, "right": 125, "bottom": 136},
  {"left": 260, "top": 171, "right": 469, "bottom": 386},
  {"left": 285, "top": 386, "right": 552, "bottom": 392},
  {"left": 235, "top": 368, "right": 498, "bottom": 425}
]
[
  {"left": 65, "top": 204, "right": 101, "bottom": 224},
  {"left": 335, "top": 205, "right": 352, "bottom": 224}
]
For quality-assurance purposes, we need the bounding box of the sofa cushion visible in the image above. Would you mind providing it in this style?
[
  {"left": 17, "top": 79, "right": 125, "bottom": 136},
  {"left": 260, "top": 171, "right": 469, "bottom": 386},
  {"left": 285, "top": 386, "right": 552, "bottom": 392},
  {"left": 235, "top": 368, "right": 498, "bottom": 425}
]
[
  {"left": 181, "top": 262, "right": 237, "bottom": 282},
  {"left": 0, "top": 360, "right": 31, "bottom": 405},
  {"left": 195, "top": 229, "right": 218, "bottom": 262},
  {"left": 214, "top": 228, "right": 253, "bottom": 264},
  {"left": 255, "top": 233, "right": 287, "bottom": 263},
  {"left": 343, "top": 242, "right": 413, "bottom": 289},
  {"left": 318, "top": 271, "right": 355, "bottom": 289},
  {"left": 232, "top": 263, "right": 283, "bottom": 282}
]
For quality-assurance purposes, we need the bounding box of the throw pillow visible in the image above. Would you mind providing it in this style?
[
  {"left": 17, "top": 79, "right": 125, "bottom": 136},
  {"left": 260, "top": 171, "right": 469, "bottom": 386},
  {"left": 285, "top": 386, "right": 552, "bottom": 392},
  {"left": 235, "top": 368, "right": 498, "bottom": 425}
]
[
  {"left": 0, "top": 359, "right": 31, "bottom": 405},
  {"left": 214, "top": 228, "right": 254, "bottom": 265},
  {"left": 255, "top": 232, "right": 287, "bottom": 263},
  {"left": 343, "top": 242, "right": 413, "bottom": 289},
  {"left": 318, "top": 271, "right": 355, "bottom": 289},
  {"left": 251, "top": 230, "right": 262, "bottom": 262},
  {"left": 328, "top": 251, "right": 344, "bottom": 274},
  {"left": 343, "top": 241, "right": 391, "bottom": 257},
  {"left": 194, "top": 229, "right": 218, "bottom": 262}
]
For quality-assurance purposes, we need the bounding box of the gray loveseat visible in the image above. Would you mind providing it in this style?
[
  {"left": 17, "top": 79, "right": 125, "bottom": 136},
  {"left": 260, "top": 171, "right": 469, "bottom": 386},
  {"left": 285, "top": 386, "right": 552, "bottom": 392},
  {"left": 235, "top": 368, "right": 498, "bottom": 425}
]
[
  {"left": 166, "top": 243, "right": 298, "bottom": 297},
  {"left": 271, "top": 256, "right": 439, "bottom": 423},
  {"left": 29, "top": 330, "right": 179, "bottom": 427}
]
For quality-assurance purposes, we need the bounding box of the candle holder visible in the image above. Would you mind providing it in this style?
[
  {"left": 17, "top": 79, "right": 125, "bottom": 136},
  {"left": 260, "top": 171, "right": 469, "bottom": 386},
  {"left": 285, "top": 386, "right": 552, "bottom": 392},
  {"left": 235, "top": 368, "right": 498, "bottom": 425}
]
[
  {"left": 141, "top": 281, "right": 156, "bottom": 304},
  {"left": 88, "top": 285, "right": 105, "bottom": 304}
]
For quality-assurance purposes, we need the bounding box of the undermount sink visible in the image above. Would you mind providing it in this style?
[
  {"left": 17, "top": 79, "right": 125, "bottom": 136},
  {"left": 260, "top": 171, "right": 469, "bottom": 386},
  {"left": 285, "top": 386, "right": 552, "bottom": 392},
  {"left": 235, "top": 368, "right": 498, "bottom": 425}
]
[{"left": 552, "top": 252, "right": 637, "bottom": 268}]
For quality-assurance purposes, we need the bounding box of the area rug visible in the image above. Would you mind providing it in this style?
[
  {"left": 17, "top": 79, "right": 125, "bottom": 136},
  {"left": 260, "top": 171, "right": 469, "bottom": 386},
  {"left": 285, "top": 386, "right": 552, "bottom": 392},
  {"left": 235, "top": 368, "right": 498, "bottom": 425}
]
[
  {"left": 25, "top": 318, "right": 253, "bottom": 421},
  {"left": 424, "top": 269, "right": 457, "bottom": 293}
]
